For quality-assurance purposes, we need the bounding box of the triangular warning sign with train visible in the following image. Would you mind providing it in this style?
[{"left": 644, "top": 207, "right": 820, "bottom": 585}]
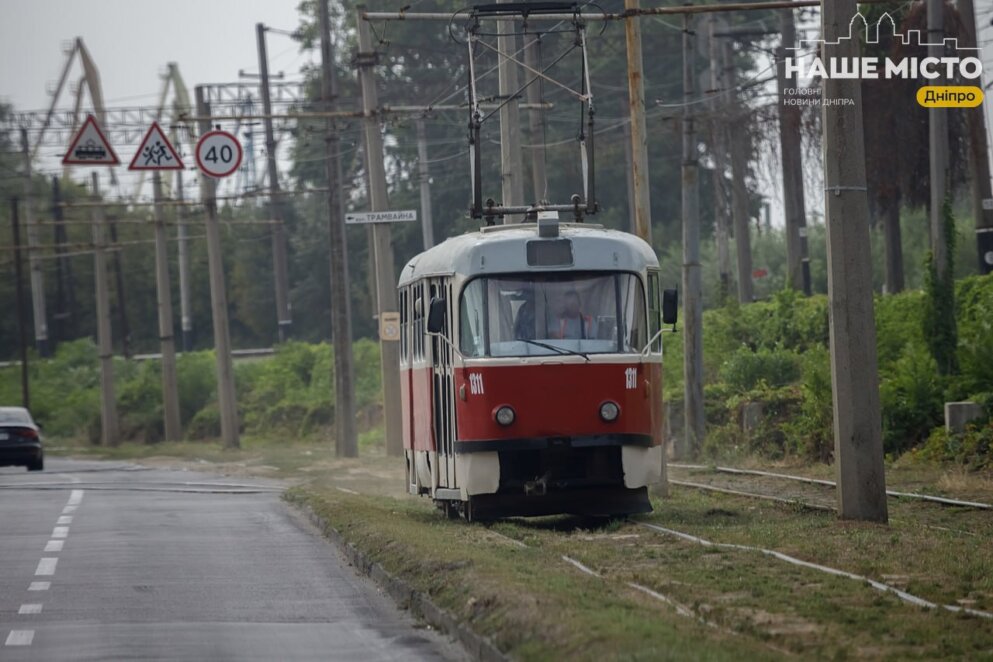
[
  {"left": 128, "top": 121, "right": 184, "bottom": 171},
  {"left": 62, "top": 114, "right": 120, "bottom": 165}
]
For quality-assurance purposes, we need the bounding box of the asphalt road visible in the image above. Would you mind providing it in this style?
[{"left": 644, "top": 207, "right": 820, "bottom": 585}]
[{"left": 0, "top": 458, "right": 462, "bottom": 661}]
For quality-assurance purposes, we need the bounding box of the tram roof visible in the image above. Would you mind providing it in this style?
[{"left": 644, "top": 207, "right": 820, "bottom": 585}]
[{"left": 398, "top": 222, "right": 659, "bottom": 287}]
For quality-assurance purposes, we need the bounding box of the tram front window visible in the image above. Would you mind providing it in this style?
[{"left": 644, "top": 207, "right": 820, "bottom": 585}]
[{"left": 459, "top": 272, "right": 647, "bottom": 358}]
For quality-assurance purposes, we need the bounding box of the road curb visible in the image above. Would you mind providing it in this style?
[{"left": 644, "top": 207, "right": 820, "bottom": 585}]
[{"left": 289, "top": 498, "right": 509, "bottom": 662}]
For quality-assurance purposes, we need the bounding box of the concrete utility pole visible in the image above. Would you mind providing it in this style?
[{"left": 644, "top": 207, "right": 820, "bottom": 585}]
[
  {"left": 927, "top": 0, "right": 950, "bottom": 277},
  {"left": 11, "top": 199, "right": 30, "bottom": 409},
  {"left": 708, "top": 17, "right": 732, "bottom": 301},
  {"left": 523, "top": 33, "right": 548, "bottom": 205},
  {"left": 958, "top": 0, "right": 993, "bottom": 275},
  {"left": 821, "top": 0, "right": 888, "bottom": 523},
  {"left": 624, "top": 0, "right": 653, "bottom": 244},
  {"left": 320, "top": 0, "right": 359, "bottom": 458},
  {"left": 152, "top": 172, "right": 182, "bottom": 441},
  {"left": 257, "top": 23, "right": 293, "bottom": 342},
  {"left": 106, "top": 221, "right": 131, "bottom": 357},
  {"left": 681, "top": 15, "right": 704, "bottom": 459},
  {"left": 195, "top": 87, "right": 240, "bottom": 450},
  {"left": 90, "top": 173, "right": 119, "bottom": 446},
  {"left": 20, "top": 129, "right": 49, "bottom": 356},
  {"left": 415, "top": 119, "right": 435, "bottom": 250},
  {"left": 725, "top": 41, "right": 754, "bottom": 303},
  {"left": 497, "top": 0, "right": 525, "bottom": 222},
  {"left": 776, "top": 6, "right": 810, "bottom": 295},
  {"left": 356, "top": 7, "right": 403, "bottom": 457},
  {"left": 52, "top": 177, "right": 69, "bottom": 342},
  {"left": 175, "top": 167, "right": 193, "bottom": 351}
]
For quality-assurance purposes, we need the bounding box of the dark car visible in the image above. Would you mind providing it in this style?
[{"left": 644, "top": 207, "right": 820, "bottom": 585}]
[{"left": 0, "top": 407, "right": 44, "bottom": 471}]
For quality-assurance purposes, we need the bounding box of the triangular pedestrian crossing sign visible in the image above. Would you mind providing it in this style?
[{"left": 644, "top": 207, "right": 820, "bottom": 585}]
[
  {"left": 129, "top": 121, "right": 185, "bottom": 171},
  {"left": 62, "top": 114, "right": 120, "bottom": 165}
]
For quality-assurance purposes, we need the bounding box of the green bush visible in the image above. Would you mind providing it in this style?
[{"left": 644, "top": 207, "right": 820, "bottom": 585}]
[
  {"left": 880, "top": 342, "right": 944, "bottom": 455},
  {"left": 719, "top": 347, "right": 801, "bottom": 392}
]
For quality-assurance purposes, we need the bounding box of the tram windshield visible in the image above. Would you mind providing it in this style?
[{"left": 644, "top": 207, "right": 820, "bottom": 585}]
[{"left": 459, "top": 272, "right": 647, "bottom": 358}]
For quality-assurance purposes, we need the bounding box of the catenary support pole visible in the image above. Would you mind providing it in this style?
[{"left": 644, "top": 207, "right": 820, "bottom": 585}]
[
  {"left": 776, "top": 5, "right": 810, "bottom": 295},
  {"left": 708, "top": 16, "right": 732, "bottom": 301},
  {"left": 415, "top": 118, "right": 435, "bottom": 250},
  {"left": 822, "top": 0, "right": 888, "bottom": 523},
  {"left": 175, "top": 167, "right": 193, "bottom": 351},
  {"left": 356, "top": 7, "right": 403, "bottom": 457},
  {"left": 681, "top": 14, "right": 704, "bottom": 459},
  {"left": 725, "top": 41, "right": 754, "bottom": 303},
  {"left": 91, "top": 173, "right": 119, "bottom": 446},
  {"left": 257, "top": 22, "right": 293, "bottom": 342},
  {"left": 152, "top": 171, "right": 182, "bottom": 441},
  {"left": 927, "top": 0, "right": 949, "bottom": 277},
  {"left": 195, "top": 87, "right": 240, "bottom": 449},
  {"left": 958, "top": 0, "right": 993, "bottom": 275},
  {"left": 523, "top": 33, "right": 548, "bottom": 205},
  {"left": 11, "top": 198, "right": 30, "bottom": 410},
  {"left": 20, "top": 129, "right": 49, "bottom": 356},
  {"left": 624, "top": 0, "right": 652, "bottom": 244},
  {"left": 319, "top": 0, "right": 359, "bottom": 458},
  {"left": 497, "top": 0, "right": 525, "bottom": 223}
]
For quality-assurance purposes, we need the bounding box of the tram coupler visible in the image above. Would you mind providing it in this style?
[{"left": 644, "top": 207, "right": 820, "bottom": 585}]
[{"left": 524, "top": 472, "right": 551, "bottom": 497}]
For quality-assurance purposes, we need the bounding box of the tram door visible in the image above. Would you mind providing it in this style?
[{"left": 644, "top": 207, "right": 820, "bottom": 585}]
[{"left": 430, "top": 278, "right": 458, "bottom": 490}]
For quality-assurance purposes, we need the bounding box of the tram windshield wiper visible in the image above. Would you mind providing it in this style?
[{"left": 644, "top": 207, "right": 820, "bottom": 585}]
[{"left": 519, "top": 338, "right": 590, "bottom": 362}]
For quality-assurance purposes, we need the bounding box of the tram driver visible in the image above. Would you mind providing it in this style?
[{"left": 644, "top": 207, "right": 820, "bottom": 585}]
[{"left": 553, "top": 289, "right": 595, "bottom": 340}]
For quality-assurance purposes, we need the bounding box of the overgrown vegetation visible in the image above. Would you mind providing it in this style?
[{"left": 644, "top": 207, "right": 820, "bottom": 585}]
[
  {"left": 0, "top": 339, "right": 383, "bottom": 444},
  {"left": 664, "top": 273, "right": 993, "bottom": 465}
]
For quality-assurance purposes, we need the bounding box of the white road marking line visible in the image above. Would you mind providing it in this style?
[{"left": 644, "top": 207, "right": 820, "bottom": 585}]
[
  {"left": 62, "top": 505, "right": 77, "bottom": 514},
  {"left": 52, "top": 526, "right": 68, "bottom": 539},
  {"left": 44, "top": 540, "right": 64, "bottom": 553},
  {"left": 5, "top": 630, "right": 34, "bottom": 646},
  {"left": 28, "top": 582, "right": 50, "bottom": 591},
  {"left": 18, "top": 604, "right": 42, "bottom": 615},
  {"left": 35, "top": 558, "right": 57, "bottom": 576},
  {"left": 56, "top": 515, "right": 72, "bottom": 525},
  {"left": 67, "top": 489, "right": 84, "bottom": 505}
]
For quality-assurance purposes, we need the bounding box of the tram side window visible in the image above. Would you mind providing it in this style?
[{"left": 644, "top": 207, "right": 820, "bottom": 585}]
[
  {"left": 647, "top": 271, "right": 662, "bottom": 353},
  {"left": 413, "top": 283, "right": 425, "bottom": 360},
  {"left": 400, "top": 288, "right": 408, "bottom": 364},
  {"left": 460, "top": 279, "right": 485, "bottom": 357}
]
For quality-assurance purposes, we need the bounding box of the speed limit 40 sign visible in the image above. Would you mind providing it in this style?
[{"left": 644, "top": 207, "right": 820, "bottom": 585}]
[{"left": 195, "top": 130, "right": 243, "bottom": 178}]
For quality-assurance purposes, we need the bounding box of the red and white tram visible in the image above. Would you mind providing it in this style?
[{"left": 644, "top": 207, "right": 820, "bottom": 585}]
[{"left": 398, "top": 218, "right": 676, "bottom": 520}]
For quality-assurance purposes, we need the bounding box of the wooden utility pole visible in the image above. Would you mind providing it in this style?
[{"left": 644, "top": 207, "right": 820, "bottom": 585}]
[
  {"left": 11, "top": 198, "right": 30, "bottom": 410},
  {"left": 91, "top": 173, "right": 119, "bottom": 446},
  {"left": 523, "top": 34, "right": 548, "bottom": 205},
  {"left": 152, "top": 171, "right": 182, "bottom": 441},
  {"left": 257, "top": 22, "right": 293, "bottom": 342},
  {"left": 822, "top": 0, "right": 888, "bottom": 523},
  {"left": 681, "top": 14, "right": 704, "bottom": 459},
  {"left": 320, "top": 0, "right": 359, "bottom": 458},
  {"left": 927, "top": 0, "right": 950, "bottom": 278},
  {"left": 625, "top": 0, "right": 652, "bottom": 244},
  {"left": 20, "top": 129, "right": 49, "bottom": 356},
  {"left": 776, "top": 6, "right": 810, "bottom": 295},
  {"left": 958, "top": 0, "right": 993, "bottom": 275},
  {"left": 708, "top": 17, "right": 732, "bottom": 301},
  {"left": 195, "top": 87, "right": 240, "bottom": 449},
  {"left": 175, "top": 167, "right": 193, "bottom": 351},
  {"left": 415, "top": 118, "right": 435, "bottom": 250},
  {"left": 497, "top": 0, "right": 525, "bottom": 222},
  {"left": 725, "top": 41, "right": 754, "bottom": 303},
  {"left": 356, "top": 7, "right": 403, "bottom": 457}
]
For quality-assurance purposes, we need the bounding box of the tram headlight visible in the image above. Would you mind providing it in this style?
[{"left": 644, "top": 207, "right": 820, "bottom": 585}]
[
  {"left": 599, "top": 401, "right": 620, "bottom": 422},
  {"left": 494, "top": 406, "right": 516, "bottom": 427}
]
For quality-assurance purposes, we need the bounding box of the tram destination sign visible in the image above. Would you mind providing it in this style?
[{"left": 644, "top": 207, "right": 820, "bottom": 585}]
[{"left": 345, "top": 210, "right": 417, "bottom": 225}]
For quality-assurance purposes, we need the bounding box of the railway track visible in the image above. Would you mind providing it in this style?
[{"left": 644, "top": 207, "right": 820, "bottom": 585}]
[{"left": 669, "top": 463, "right": 993, "bottom": 510}]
